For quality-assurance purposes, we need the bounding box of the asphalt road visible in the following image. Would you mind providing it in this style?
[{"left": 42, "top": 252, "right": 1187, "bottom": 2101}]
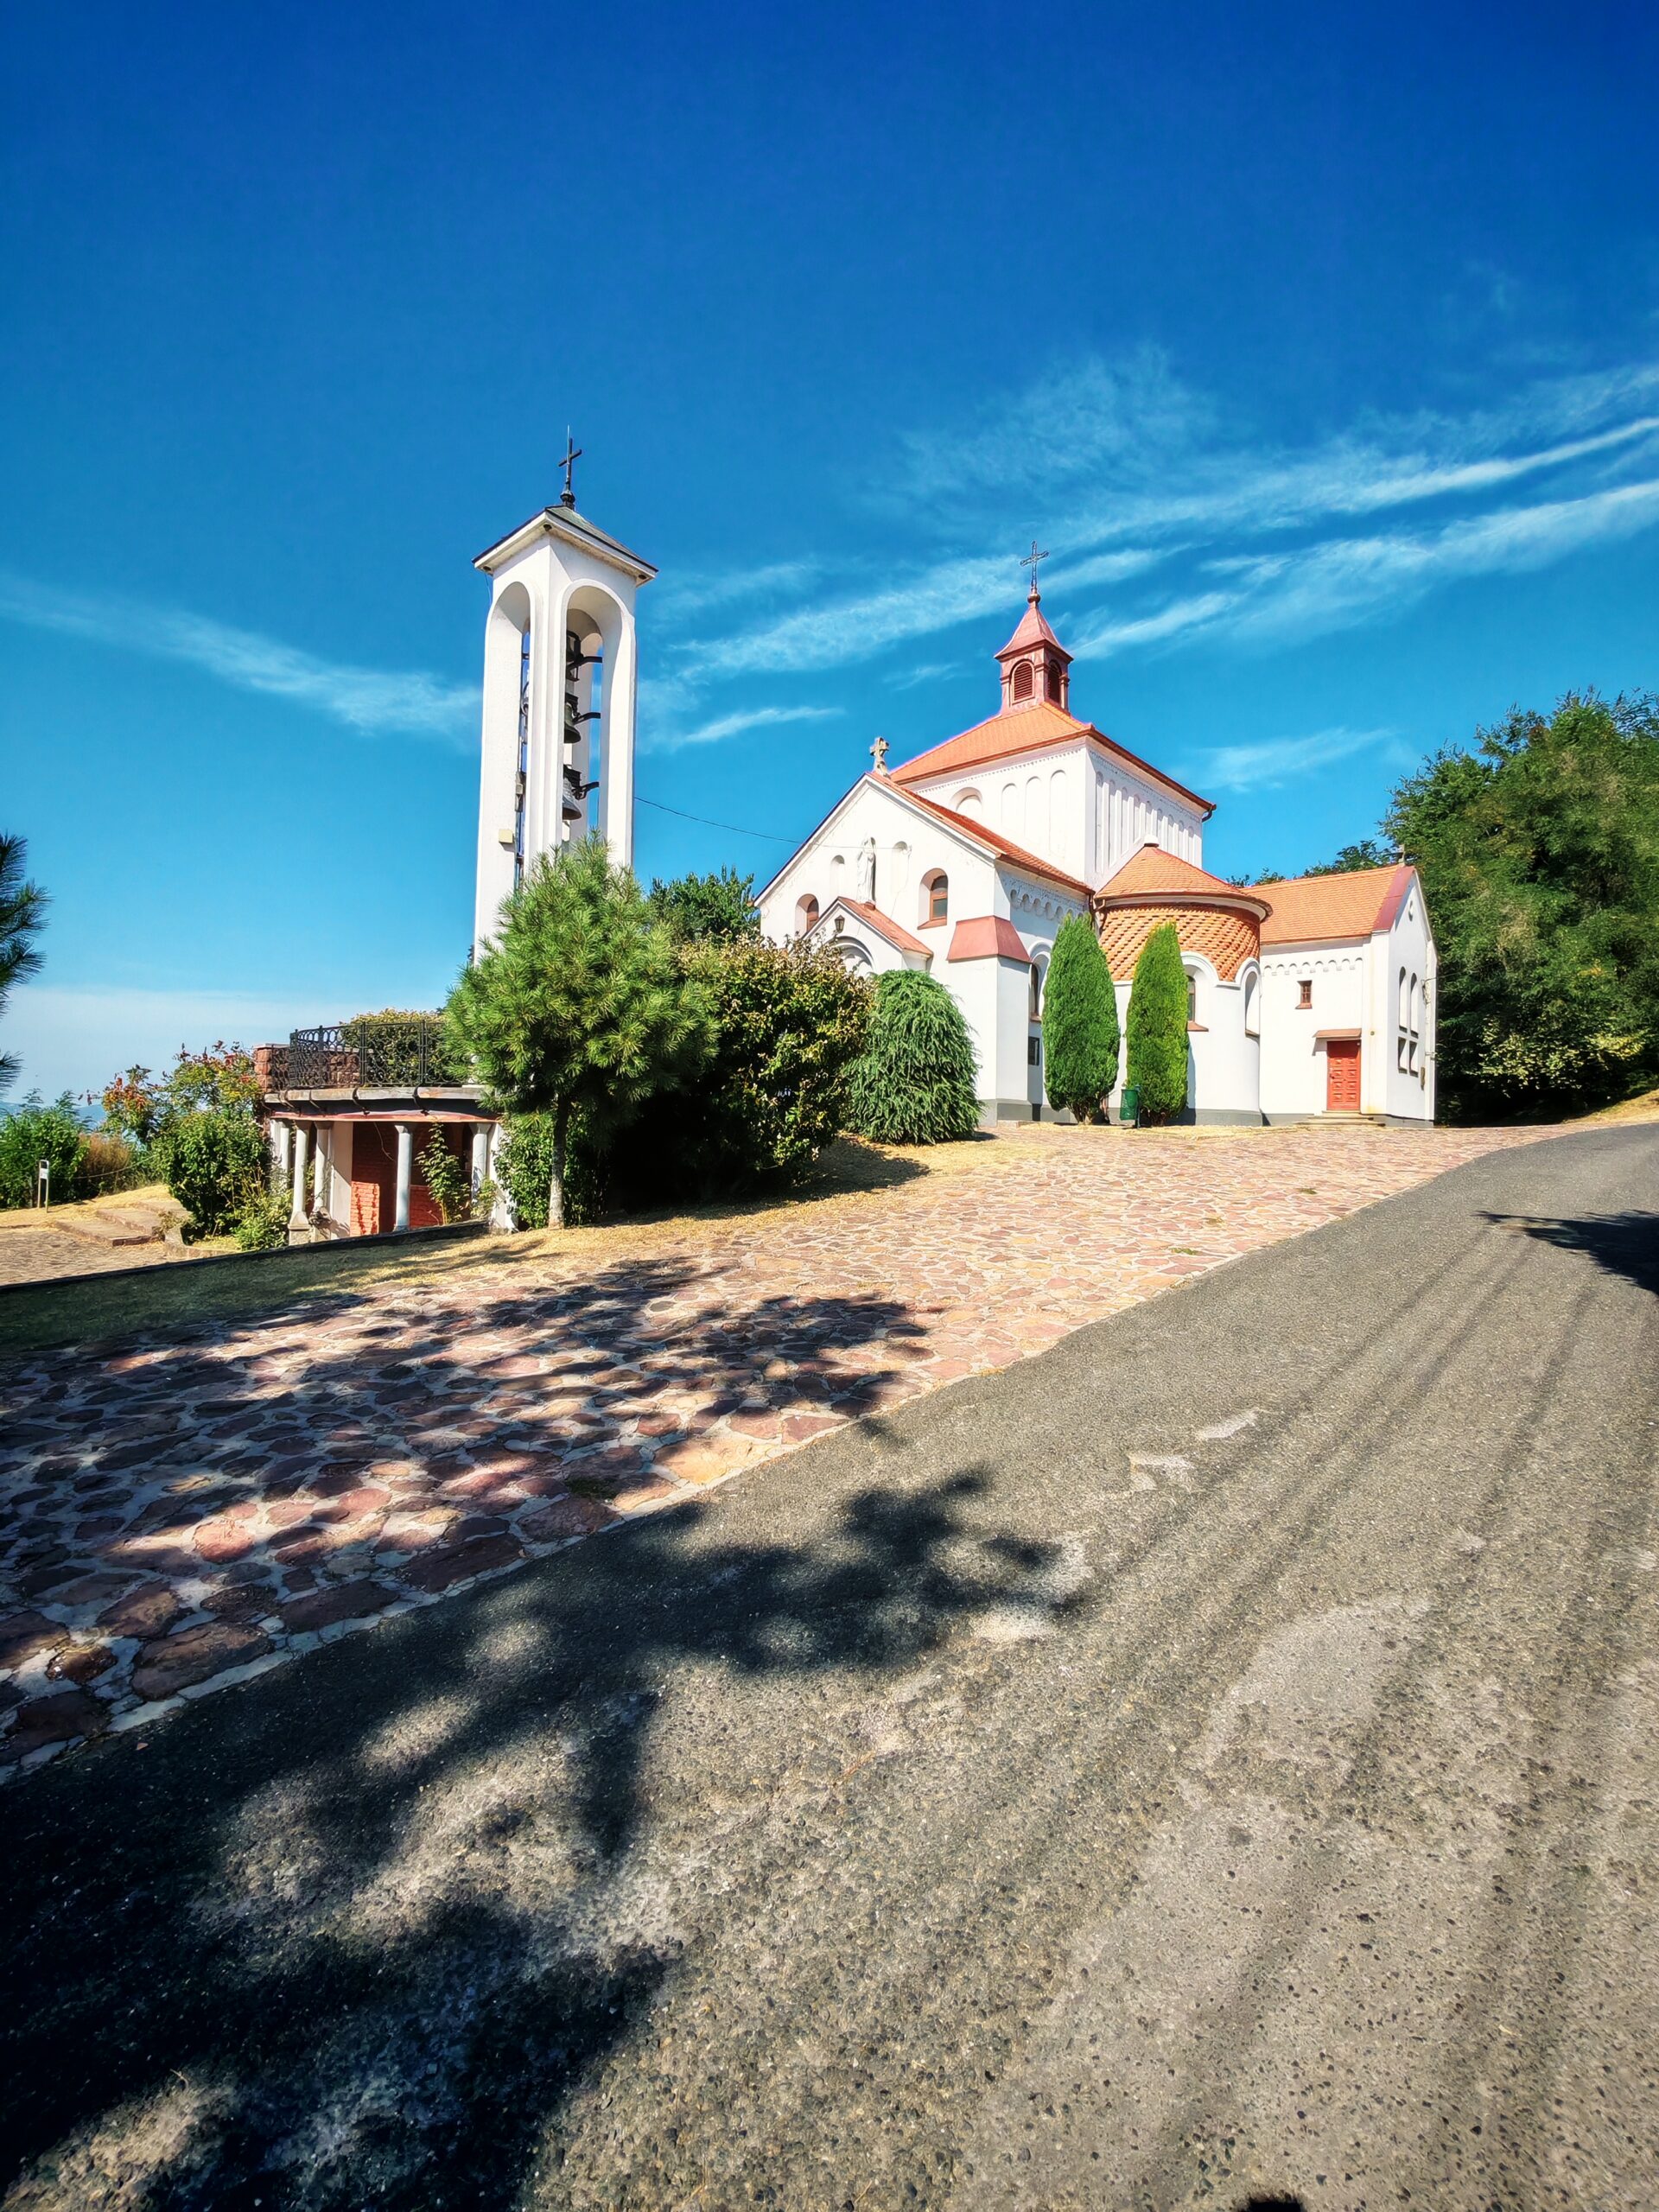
[{"left": 3, "top": 1125, "right": 1656, "bottom": 2212}]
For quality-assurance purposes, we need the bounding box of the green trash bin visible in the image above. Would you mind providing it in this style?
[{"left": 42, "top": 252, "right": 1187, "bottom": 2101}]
[{"left": 1119, "top": 1084, "right": 1140, "bottom": 1128}]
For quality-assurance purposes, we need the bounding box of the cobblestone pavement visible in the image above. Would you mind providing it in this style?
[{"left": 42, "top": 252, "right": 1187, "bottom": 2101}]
[
  {"left": 0, "top": 1227, "right": 195, "bottom": 1287},
  {"left": 0, "top": 1119, "right": 1563, "bottom": 1778}
]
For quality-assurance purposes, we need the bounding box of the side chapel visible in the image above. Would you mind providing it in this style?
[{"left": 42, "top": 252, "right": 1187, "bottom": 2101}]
[{"left": 756, "top": 569, "right": 1438, "bottom": 1126}]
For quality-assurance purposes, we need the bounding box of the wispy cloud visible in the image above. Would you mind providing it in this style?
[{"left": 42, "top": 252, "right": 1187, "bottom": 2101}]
[
  {"left": 652, "top": 352, "right": 1659, "bottom": 728},
  {"left": 1179, "top": 726, "right": 1394, "bottom": 794},
  {"left": 644, "top": 702, "right": 843, "bottom": 753},
  {"left": 1074, "top": 472, "right": 1659, "bottom": 658},
  {"left": 0, "top": 573, "right": 476, "bottom": 744}
]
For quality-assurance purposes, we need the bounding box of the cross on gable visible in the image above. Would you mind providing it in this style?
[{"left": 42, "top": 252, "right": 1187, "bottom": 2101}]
[{"left": 870, "top": 734, "right": 889, "bottom": 772}]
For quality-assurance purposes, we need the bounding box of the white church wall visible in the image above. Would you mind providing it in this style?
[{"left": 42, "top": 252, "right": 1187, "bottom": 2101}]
[
  {"left": 1374, "top": 880, "right": 1436, "bottom": 1122},
  {"left": 1258, "top": 944, "right": 1367, "bottom": 1118},
  {"left": 756, "top": 779, "right": 1000, "bottom": 950},
  {"left": 908, "top": 740, "right": 1093, "bottom": 882},
  {"left": 1090, "top": 759, "right": 1206, "bottom": 887},
  {"left": 1185, "top": 957, "right": 1262, "bottom": 1123}
]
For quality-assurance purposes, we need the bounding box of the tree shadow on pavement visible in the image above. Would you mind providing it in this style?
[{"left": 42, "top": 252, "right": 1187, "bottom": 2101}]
[
  {"left": 0, "top": 1446, "right": 1089, "bottom": 2209},
  {"left": 1486, "top": 1211, "right": 1659, "bottom": 1297}
]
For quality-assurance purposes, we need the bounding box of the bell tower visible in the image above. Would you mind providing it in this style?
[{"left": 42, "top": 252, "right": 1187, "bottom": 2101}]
[
  {"left": 472, "top": 460, "right": 657, "bottom": 951},
  {"left": 995, "top": 583, "right": 1072, "bottom": 714}
]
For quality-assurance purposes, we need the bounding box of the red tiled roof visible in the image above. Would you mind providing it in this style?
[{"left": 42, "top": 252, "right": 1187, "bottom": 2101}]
[
  {"left": 947, "top": 915, "right": 1031, "bottom": 963},
  {"left": 996, "top": 594, "right": 1070, "bottom": 662},
  {"left": 832, "top": 899, "right": 931, "bottom": 958},
  {"left": 898, "top": 785, "right": 1092, "bottom": 897},
  {"left": 891, "top": 702, "right": 1214, "bottom": 818},
  {"left": 1096, "top": 842, "right": 1268, "bottom": 909},
  {"left": 1255, "top": 863, "right": 1414, "bottom": 945}
]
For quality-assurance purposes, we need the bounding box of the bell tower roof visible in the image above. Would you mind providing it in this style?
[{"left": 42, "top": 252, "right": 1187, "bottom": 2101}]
[{"left": 993, "top": 582, "right": 1073, "bottom": 715}]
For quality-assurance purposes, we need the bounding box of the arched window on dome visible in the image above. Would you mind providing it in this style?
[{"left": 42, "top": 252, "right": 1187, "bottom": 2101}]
[
  {"left": 920, "top": 869, "right": 949, "bottom": 925},
  {"left": 795, "top": 893, "right": 820, "bottom": 935},
  {"left": 1011, "top": 660, "right": 1034, "bottom": 702}
]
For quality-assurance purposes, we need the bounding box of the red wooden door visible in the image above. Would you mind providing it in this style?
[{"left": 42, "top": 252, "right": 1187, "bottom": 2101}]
[{"left": 1325, "top": 1038, "right": 1361, "bottom": 1111}]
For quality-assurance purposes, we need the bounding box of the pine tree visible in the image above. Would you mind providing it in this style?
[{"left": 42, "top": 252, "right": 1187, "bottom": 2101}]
[
  {"left": 846, "top": 969, "right": 981, "bottom": 1143},
  {"left": 0, "top": 833, "right": 48, "bottom": 1098},
  {"left": 1042, "top": 912, "right": 1119, "bottom": 1122},
  {"left": 1125, "top": 921, "right": 1190, "bottom": 1122},
  {"left": 445, "top": 838, "right": 713, "bottom": 1226}
]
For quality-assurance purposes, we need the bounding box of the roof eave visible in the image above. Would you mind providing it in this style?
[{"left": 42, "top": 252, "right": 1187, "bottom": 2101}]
[{"left": 474, "top": 506, "right": 658, "bottom": 584}]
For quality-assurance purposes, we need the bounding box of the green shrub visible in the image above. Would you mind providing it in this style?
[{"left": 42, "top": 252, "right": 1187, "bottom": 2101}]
[
  {"left": 341, "top": 1009, "right": 463, "bottom": 1086},
  {"left": 152, "top": 1107, "right": 269, "bottom": 1238},
  {"left": 845, "top": 969, "right": 980, "bottom": 1143},
  {"left": 418, "top": 1129, "right": 476, "bottom": 1224},
  {"left": 494, "top": 1110, "right": 607, "bottom": 1229},
  {"left": 80, "top": 1128, "right": 145, "bottom": 1196},
  {"left": 0, "top": 1092, "right": 88, "bottom": 1209},
  {"left": 645, "top": 866, "right": 760, "bottom": 945},
  {"left": 598, "top": 940, "right": 873, "bottom": 1207},
  {"left": 1125, "top": 922, "right": 1190, "bottom": 1123},
  {"left": 1042, "top": 915, "right": 1120, "bottom": 1122},
  {"left": 233, "top": 1181, "right": 292, "bottom": 1251}
]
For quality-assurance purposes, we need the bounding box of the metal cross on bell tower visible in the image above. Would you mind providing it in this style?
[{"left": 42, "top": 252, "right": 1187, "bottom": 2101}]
[
  {"left": 1020, "top": 539, "right": 1049, "bottom": 601},
  {"left": 558, "top": 429, "right": 582, "bottom": 509}
]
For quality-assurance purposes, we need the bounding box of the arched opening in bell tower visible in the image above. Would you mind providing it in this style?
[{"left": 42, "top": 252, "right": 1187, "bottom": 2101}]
[{"left": 563, "top": 582, "right": 629, "bottom": 849}]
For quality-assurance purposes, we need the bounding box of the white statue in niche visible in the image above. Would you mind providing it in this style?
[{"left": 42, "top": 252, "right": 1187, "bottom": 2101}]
[{"left": 857, "top": 836, "right": 876, "bottom": 903}]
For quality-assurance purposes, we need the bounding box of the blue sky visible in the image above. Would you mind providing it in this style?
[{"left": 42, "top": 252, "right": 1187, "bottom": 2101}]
[{"left": 4, "top": 1, "right": 1658, "bottom": 1102}]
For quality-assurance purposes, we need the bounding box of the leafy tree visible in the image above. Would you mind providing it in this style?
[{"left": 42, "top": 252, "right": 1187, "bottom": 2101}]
[
  {"left": 113, "top": 1044, "right": 270, "bottom": 1237},
  {"left": 0, "top": 833, "right": 48, "bottom": 1098},
  {"left": 156, "top": 1109, "right": 268, "bottom": 1237},
  {"left": 1042, "top": 914, "right": 1119, "bottom": 1122},
  {"left": 1384, "top": 690, "right": 1659, "bottom": 1117},
  {"left": 1304, "top": 838, "right": 1395, "bottom": 876},
  {"left": 0, "top": 1092, "right": 87, "bottom": 1209},
  {"left": 1125, "top": 922, "right": 1190, "bottom": 1122},
  {"left": 846, "top": 969, "right": 979, "bottom": 1144},
  {"left": 646, "top": 866, "right": 760, "bottom": 945},
  {"left": 446, "top": 837, "right": 713, "bottom": 1227},
  {"left": 608, "top": 940, "right": 872, "bottom": 1204}
]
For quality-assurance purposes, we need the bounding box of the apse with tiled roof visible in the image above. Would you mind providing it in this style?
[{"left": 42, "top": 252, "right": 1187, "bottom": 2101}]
[{"left": 755, "top": 577, "right": 1437, "bottom": 1128}]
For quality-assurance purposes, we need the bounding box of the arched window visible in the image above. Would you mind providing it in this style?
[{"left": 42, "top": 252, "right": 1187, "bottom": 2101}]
[
  {"left": 953, "top": 786, "right": 983, "bottom": 819},
  {"left": 1044, "top": 660, "right": 1062, "bottom": 702},
  {"left": 921, "top": 869, "right": 949, "bottom": 925},
  {"left": 795, "top": 893, "right": 819, "bottom": 933},
  {"left": 1185, "top": 967, "right": 1199, "bottom": 1024},
  {"left": 1243, "top": 969, "right": 1260, "bottom": 1038},
  {"left": 1011, "top": 660, "right": 1033, "bottom": 702},
  {"left": 1397, "top": 965, "right": 1410, "bottom": 1071},
  {"left": 1029, "top": 959, "right": 1046, "bottom": 1020}
]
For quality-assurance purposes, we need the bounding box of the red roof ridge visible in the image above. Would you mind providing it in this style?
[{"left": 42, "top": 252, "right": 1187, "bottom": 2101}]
[
  {"left": 1096, "top": 842, "right": 1271, "bottom": 914},
  {"left": 832, "top": 898, "right": 931, "bottom": 958}
]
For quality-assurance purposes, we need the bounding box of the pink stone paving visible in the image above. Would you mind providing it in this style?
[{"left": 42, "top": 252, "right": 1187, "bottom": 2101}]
[{"left": 0, "top": 1118, "right": 1565, "bottom": 1777}]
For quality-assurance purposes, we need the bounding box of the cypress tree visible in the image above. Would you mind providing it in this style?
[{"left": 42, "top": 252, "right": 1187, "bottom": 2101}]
[
  {"left": 1126, "top": 921, "right": 1190, "bottom": 1122},
  {"left": 846, "top": 969, "right": 981, "bottom": 1143},
  {"left": 1042, "top": 912, "right": 1120, "bottom": 1122}
]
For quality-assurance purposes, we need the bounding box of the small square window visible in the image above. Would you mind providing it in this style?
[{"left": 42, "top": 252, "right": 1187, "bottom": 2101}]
[{"left": 1298, "top": 979, "right": 1313, "bottom": 1008}]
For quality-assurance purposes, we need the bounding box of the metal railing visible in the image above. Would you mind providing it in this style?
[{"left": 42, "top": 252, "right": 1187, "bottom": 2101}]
[{"left": 285, "top": 1018, "right": 467, "bottom": 1091}]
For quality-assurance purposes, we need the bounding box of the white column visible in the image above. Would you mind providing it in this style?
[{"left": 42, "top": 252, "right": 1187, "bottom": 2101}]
[
  {"left": 313, "top": 1125, "right": 330, "bottom": 1224},
  {"left": 393, "top": 1122, "right": 413, "bottom": 1233},
  {"left": 289, "top": 1124, "right": 311, "bottom": 1232},
  {"left": 274, "top": 1120, "right": 293, "bottom": 1184},
  {"left": 469, "top": 1122, "right": 490, "bottom": 1200},
  {"left": 601, "top": 614, "right": 637, "bottom": 869}
]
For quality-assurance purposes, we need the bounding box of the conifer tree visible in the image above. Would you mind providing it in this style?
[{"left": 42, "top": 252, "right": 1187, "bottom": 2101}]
[
  {"left": 1125, "top": 921, "right": 1190, "bottom": 1122},
  {"left": 1042, "top": 912, "right": 1119, "bottom": 1122},
  {"left": 445, "top": 838, "right": 712, "bottom": 1226},
  {"left": 846, "top": 969, "right": 980, "bottom": 1143}
]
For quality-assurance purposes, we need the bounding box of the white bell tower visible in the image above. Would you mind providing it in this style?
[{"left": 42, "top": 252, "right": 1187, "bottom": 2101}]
[{"left": 472, "top": 459, "right": 656, "bottom": 951}]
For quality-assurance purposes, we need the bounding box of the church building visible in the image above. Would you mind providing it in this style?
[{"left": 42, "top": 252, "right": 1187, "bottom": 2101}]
[{"left": 756, "top": 579, "right": 1437, "bottom": 1125}]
